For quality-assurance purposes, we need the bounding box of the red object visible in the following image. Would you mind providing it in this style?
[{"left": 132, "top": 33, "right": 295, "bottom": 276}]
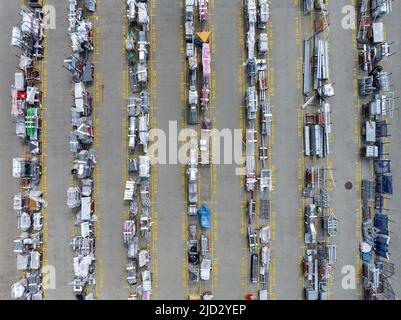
[{"left": 17, "top": 91, "right": 27, "bottom": 99}]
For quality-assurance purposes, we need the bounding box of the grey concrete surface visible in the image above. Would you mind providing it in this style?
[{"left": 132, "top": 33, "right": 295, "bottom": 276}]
[
  {"left": 44, "top": 0, "right": 75, "bottom": 300},
  {"left": 153, "top": 0, "right": 185, "bottom": 300},
  {"left": 0, "top": 0, "right": 22, "bottom": 300},
  {"left": 2, "top": 0, "right": 401, "bottom": 301},
  {"left": 328, "top": 0, "right": 360, "bottom": 300},
  {"left": 95, "top": 0, "right": 127, "bottom": 300},
  {"left": 214, "top": 0, "right": 243, "bottom": 300},
  {"left": 270, "top": 0, "right": 303, "bottom": 300}
]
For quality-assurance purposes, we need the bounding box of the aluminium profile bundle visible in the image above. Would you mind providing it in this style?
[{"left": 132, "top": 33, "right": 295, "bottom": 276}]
[
  {"left": 304, "top": 38, "right": 311, "bottom": 96},
  {"left": 313, "top": 37, "right": 329, "bottom": 90}
]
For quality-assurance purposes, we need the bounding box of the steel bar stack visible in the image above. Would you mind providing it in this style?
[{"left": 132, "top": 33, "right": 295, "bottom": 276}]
[
  {"left": 301, "top": 1, "right": 337, "bottom": 300},
  {"left": 356, "top": 0, "right": 396, "bottom": 300},
  {"left": 65, "top": 0, "right": 97, "bottom": 300},
  {"left": 123, "top": 0, "right": 153, "bottom": 300},
  {"left": 243, "top": 0, "right": 272, "bottom": 300},
  {"left": 10, "top": 2, "right": 47, "bottom": 300}
]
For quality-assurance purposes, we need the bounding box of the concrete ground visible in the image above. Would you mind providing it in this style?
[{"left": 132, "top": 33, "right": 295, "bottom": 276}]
[
  {"left": 270, "top": 0, "right": 303, "bottom": 300},
  {"left": 153, "top": 0, "right": 185, "bottom": 300},
  {"left": 213, "top": 0, "right": 243, "bottom": 300},
  {"left": 0, "top": 0, "right": 22, "bottom": 300},
  {"left": 44, "top": 0, "right": 76, "bottom": 300},
  {"left": 328, "top": 0, "right": 360, "bottom": 300},
  {"left": 1, "top": 0, "right": 401, "bottom": 301},
  {"left": 95, "top": 0, "right": 127, "bottom": 300}
]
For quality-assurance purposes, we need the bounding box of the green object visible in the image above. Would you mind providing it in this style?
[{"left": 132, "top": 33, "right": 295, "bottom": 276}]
[
  {"left": 127, "top": 51, "right": 136, "bottom": 64},
  {"left": 26, "top": 108, "right": 39, "bottom": 140}
]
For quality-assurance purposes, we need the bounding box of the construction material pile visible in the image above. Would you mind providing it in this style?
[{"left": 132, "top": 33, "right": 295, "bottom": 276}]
[
  {"left": 243, "top": 0, "right": 272, "bottom": 301},
  {"left": 356, "top": 0, "right": 395, "bottom": 300},
  {"left": 124, "top": 0, "right": 153, "bottom": 300},
  {"left": 66, "top": 0, "right": 97, "bottom": 300},
  {"left": 301, "top": 0, "right": 337, "bottom": 300},
  {"left": 10, "top": 3, "right": 47, "bottom": 300},
  {"left": 183, "top": 0, "right": 214, "bottom": 301}
]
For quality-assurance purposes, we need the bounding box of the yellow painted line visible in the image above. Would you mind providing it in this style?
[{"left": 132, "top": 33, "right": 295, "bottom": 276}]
[
  {"left": 84, "top": 7, "right": 102, "bottom": 299},
  {"left": 352, "top": 0, "right": 364, "bottom": 296},
  {"left": 179, "top": 0, "right": 191, "bottom": 299},
  {"left": 209, "top": 2, "right": 217, "bottom": 297},
  {"left": 295, "top": 3, "right": 306, "bottom": 299},
  {"left": 149, "top": 0, "right": 159, "bottom": 299},
  {"left": 266, "top": 0, "right": 276, "bottom": 300},
  {"left": 40, "top": 13, "right": 49, "bottom": 298},
  {"left": 121, "top": 0, "right": 130, "bottom": 299},
  {"left": 238, "top": 6, "right": 250, "bottom": 299}
]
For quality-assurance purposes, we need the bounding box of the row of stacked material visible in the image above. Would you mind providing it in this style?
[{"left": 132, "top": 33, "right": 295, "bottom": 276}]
[
  {"left": 301, "top": 1, "right": 338, "bottom": 300},
  {"left": 10, "top": 3, "right": 47, "bottom": 300},
  {"left": 356, "top": 0, "right": 396, "bottom": 300},
  {"left": 65, "top": 0, "right": 97, "bottom": 300},
  {"left": 184, "top": 0, "right": 213, "bottom": 300},
  {"left": 123, "top": 0, "right": 153, "bottom": 300},
  {"left": 243, "top": 0, "right": 271, "bottom": 301}
]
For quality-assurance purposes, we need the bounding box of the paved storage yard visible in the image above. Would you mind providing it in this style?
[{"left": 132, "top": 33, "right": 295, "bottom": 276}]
[{"left": 0, "top": 0, "right": 400, "bottom": 300}]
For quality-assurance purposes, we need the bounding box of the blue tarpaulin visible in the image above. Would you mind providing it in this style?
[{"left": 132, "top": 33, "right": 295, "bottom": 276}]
[
  {"left": 362, "top": 251, "right": 372, "bottom": 263},
  {"left": 374, "top": 234, "right": 390, "bottom": 260},
  {"left": 376, "top": 121, "right": 389, "bottom": 138},
  {"left": 374, "top": 213, "right": 389, "bottom": 235},
  {"left": 376, "top": 175, "right": 393, "bottom": 195},
  {"left": 374, "top": 160, "right": 391, "bottom": 175},
  {"left": 198, "top": 204, "right": 211, "bottom": 229}
]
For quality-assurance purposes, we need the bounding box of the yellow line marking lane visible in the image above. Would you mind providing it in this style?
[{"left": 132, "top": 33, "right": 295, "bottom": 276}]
[
  {"left": 266, "top": 0, "right": 276, "bottom": 300},
  {"left": 352, "top": 0, "right": 364, "bottom": 296},
  {"left": 295, "top": 3, "right": 306, "bottom": 299},
  {"left": 149, "top": 0, "right": 159, "bottom": 299},
  {"left": 40, "top": 12, "right": 49, "bottom": 298}
]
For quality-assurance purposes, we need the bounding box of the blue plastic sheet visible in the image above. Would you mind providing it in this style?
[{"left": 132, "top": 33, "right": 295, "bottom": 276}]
[
  {"left": 374, "top": 214, "right": 389, "bottom": 235},
  {"left": 198, "top": 204, "right": 211, "bottom": 229}
]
